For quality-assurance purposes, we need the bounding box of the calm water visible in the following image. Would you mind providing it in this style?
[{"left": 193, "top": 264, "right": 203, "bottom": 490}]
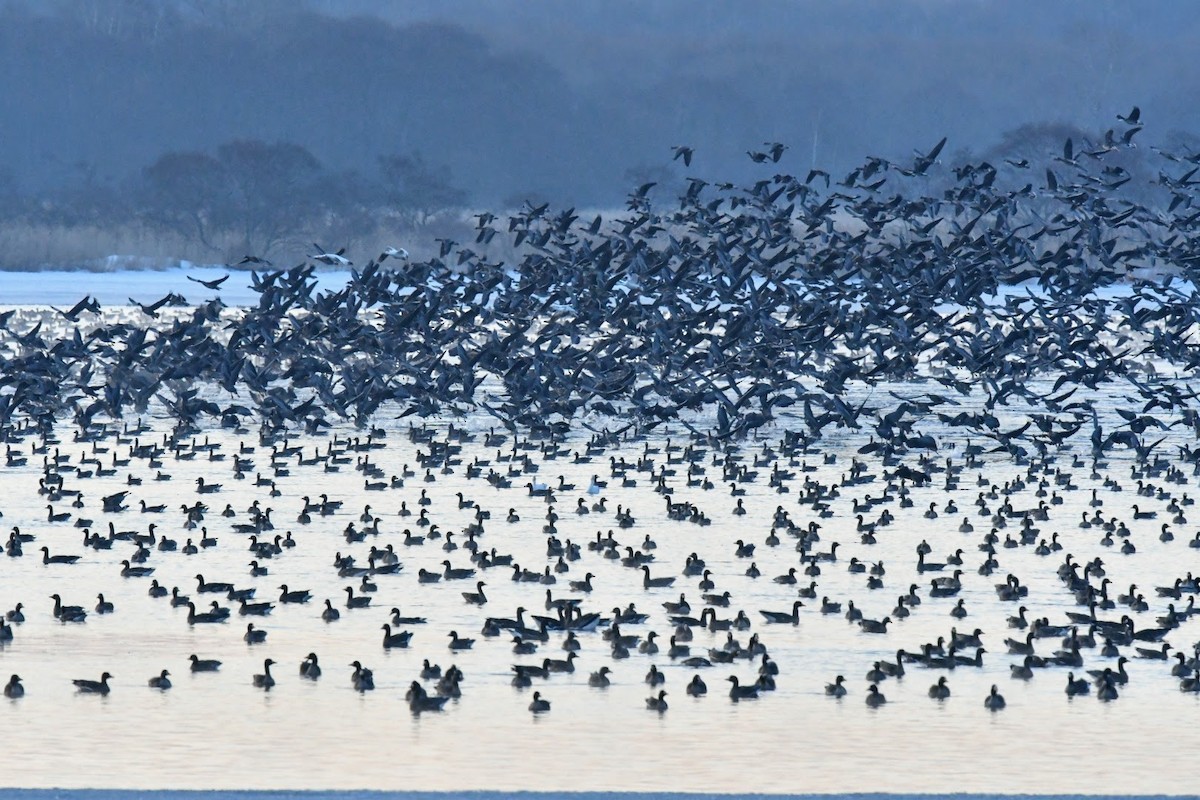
[
  {"left": 1, "top": 408, "right": 1198, "bottom": 794},
  {"left": 1, "top": 273, "right": 1198, "bottom": 794}
]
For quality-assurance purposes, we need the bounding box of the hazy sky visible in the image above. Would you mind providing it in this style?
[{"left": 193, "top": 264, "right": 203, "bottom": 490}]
[{"left": 3, "top": 0, "right": 1197, "bottom": 205}]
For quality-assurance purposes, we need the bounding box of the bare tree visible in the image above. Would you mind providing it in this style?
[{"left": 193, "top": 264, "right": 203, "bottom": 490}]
[
  {"left": 216, "top": 139, "right": 322, "bottom": 257},
  {"left": 142, "top": 140, "right": 324, "bottom": 260},
  {"left": 377, "top": 152, "right": 467, "bottom": 227},
  {"left": 142, "top": 150, "right": 228, "bottom": 253}
]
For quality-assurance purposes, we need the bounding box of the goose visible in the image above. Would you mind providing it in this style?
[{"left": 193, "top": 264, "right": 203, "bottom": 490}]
[
  {"left": 252, "top": 659, "right": 276, "bottom": 690},
  {"left": 546, "top": 653, "right": 578, "bottom": 673},
  {"left": 51, "top": 594, "right": 87, "bottom": 622},
  {"left": 95, "top": 594, "right": 114, "bottom": 614},
  {"left": 686, "top": 675, "right": 708, "bottom": 697},
  {"left": 928, "top": 676, "right": 950, "bottom": 700},
  {"left": 195, "top": 574, "right": 233, "bottom": 594},
  {"left": 390, "top": 607, "right": 427, "bottom": 626},
  {"left": 448, "top": 631, "right": 474, "bottom": 650},
  {"left": 461, "top": 581, "right": 488, "bottom": 606},
  {"left": 568, "top": 573, "right": 595, "bottom": 593},
  {"left": 1065, "top": 672, "right": 1090, "bottom": 696},
  {"left": 588, "top": 666, "right": 612, "bottom": 688},
  {"left": 381, "top": 624, "right": 413, "bottom": 649},
  {"left": 825, "top": 675, "right": 847, "bottom": 697},
  {"left": 1010, "top": 656, "right": 1035, "bottom": 680},
  {"left": 726, "top": 675, "right": 759, "bottom": 701},
  {"left": 40, "top": 547, "right": 81, "bottom": 565},
  {"left": 645, "top": 689, "right": 668, "bottom": 712},
  {"left": 238, "top": 598, "right": 273, "bottom": 616},
  {"left": 641, "top": 566, "right": 675, "bottom": 589},
  {"left": 4, "top": 674, "right": 23, "bottom": 699},
  {"left": 759, "top": 600, "right": 803, "bottom": 624},
  {"left": 244, "top": 623, "right": 267, "bottom": 644},
  {"left": 148, "top": 669, "right": 172, "bottom": 690},
  {"left": 186, "top": 602, "right": 225, "bottom": 625},
  {"left": 407, "top": 681, "right": 449, "bottom": 713},
  {"left": 984, "top": 684, "right": 1006, "bottom": 710},
  {"left": 511, "top": 636, "right": 537, "bottom": 655},
  {"left": 702, "top": 590, "right": 732, "bottom": 607},
  {"left": 773, "top": 567, "right": 799, "bottom": 585},
  {"left": 73, "top": 672, "right": 112, "bottom": 695},
  {"left": 278, "top": 585, "right": 312, "bottom": 604},
  {"left": 865, "top": 683, "right": 886, "bottom": 707},
  {"left": 298, "top": 653, "right": 321, "bottom": 680},
  {"left": 1007, "top": 606, "right": 1029, "bottom": 629},
  {"left": 662, "top": 594, "right": 690, "bottom": 614},
  {"left": 118, "top": 561, "right": 152, "bottom": 578},
  {"left": 188, "top": 655, "right": 221, "bottom": 672},
  {"left": 350, "top": 661, "right": 375, "bottom": 692},
  {"left": 442, "top": 560, "right": 476, "bottom": 581},
  {"left": 528, "top": 691, "right": 551, "bottom": 713},
  {"left": 344, "top": 586, "right": 372, "bottom": 609}
]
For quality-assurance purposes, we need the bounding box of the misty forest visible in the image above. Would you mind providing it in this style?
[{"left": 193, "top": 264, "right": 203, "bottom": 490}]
[{"left": 2, "top": 0, "right": 1200, "bottom": 268}]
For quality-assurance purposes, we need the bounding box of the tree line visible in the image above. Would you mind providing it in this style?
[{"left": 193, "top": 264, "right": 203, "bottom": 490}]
[{"left": 0, "top": 140, "right": 472, "bottom": 268}]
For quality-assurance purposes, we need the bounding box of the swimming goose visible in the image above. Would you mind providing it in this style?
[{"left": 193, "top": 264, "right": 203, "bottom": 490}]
[
  {"left": 588, "top": 666, "right": 612, "bottom": 688},
  {"left": 244, "top": 623, "right": 267, "bottom": 644},
  {"left": 461, "top": 581, "right": 488, "bottom": 606},
  {"left": 528, "top": 691, "right": 551, "bottom": 713},
  {"left": 928, "top": 676, "right": 951, "bottom": 700},
  {"left": 195, "top": 575, "right": 234, "bottom": 595},
  {"left": 344, "top": 586, "right": 372, "bottom": 609},
  {"left": 253, "top": 659, "right": 276, "bottom": 689},
  {"left": 300, "top": 653, "right": 321, "bottom": 679},
  {"left": 641, "top": 566, "right": 675, "bottom": 589},
  {"left": 381, "top": 624, "right": 413, "bottom": 649},
  {"left": 865, "top": 683, "right": 886, "bottom": 707},
  {"left": 391, "top": 607, "right": 427, "bottom": 625},
  {"left": 189, "top": 655, "right": 221, "bottom": 672},
  {"left": 726, "top": 675, "right": 759, "bottom": 701},
  {"left": 51, "top": 594, "right": 87, "bottom": 622},
  {"left": 442, "top": 560, "right": 476, "bottom": 580},
  {"left": 148, "top": 669, "right": 171, "bottom": 690},
  {"left": 350, "top": 661, "right": 374, "bottom": 692},
  {"left": 546, "top": 653, "right": 578, "bottom": 673},
  {"left": 984, "top": 684, "right": 1006, "bottom": 710},
  {"left": 407, "top": 681, "right": 448, "bottom": 712},
  {"left": 4, "top": 674, "right": 23, "bottom": 698},
  {"left": 40, "top": 547, "right": 81, "bottom": 565},
  {"left": 759, "top": 600, "right": 803, "bottom": 624},
  {"left": 645, "top": 664, "right": 665, "bottom": 686},
  {"left": 1010, "top": 656, "right": 1036, "bottom": 680},
  {"left": 1065, "top": 672, "right": 1089, "bottom": 696},
  {"left": 448, "top": 631, "right": 474, "bottom": 650},
  {"left": 825, "top": 675, "right": 847, "bottom": 697},
  {"left": 645, "top": 689, "right": 668, "bottom": 712},
  {"left": 276, "top": 584, "right": 312, "bottom": 604},
  {"left": 74, "top": 672, "right": 113, "bottom": 694}
]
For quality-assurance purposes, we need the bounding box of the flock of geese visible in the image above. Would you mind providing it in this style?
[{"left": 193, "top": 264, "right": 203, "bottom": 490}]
[
  {"left": 3, "top": 401, "right": 1200, "bottom": 716},
  {"left": 4, "top": 108, "right": 1200, "bottom": 717}
]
